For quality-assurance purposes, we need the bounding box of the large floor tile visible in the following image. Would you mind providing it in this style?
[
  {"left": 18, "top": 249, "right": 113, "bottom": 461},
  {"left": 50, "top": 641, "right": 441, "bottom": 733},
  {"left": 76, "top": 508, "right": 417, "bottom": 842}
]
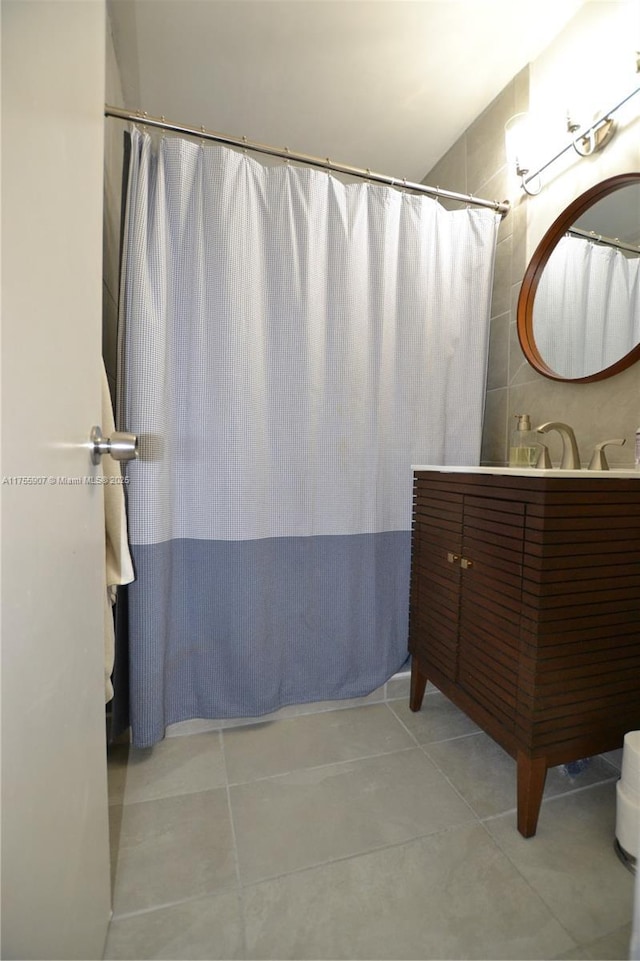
[
  {"left": 108, "top": 732, "right": 227, "bottom": 806},
  {"left": 485, "top": 782, "right": 635, "bottom": 945},
  {"left": 389, "top": 693, "right": 481, "bottom": 743},
  {"left": 103, "top": 890, "right": 245, "bottom": 960},
  {"left": 425, "top": 732, "right": 618, "bottom": 820},
  {"left": 110, "top": 789, "right": 237, "bottom": 916},
  {"left": 242, "top": 822, "right": 576, "bottom": 960},
  {"left": 554, "top": 923, "right": 632, "bottom": 960},
  {"left": 601, "top": 748, "right": 623, "bottom": 771},
  {"left": 384, "top": 672, "right": 412, "bottom": 700},
  {"left": 230, "top": 748, "right": 474, "bottom": 883},
  {"left": 223, "top": 704, "right": 414, "bottom": 784}
]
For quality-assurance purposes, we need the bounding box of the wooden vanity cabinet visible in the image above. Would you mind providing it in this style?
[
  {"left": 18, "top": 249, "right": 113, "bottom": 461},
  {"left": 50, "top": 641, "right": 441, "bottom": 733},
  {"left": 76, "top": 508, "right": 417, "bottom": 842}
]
[{"left": 408, "top": 469, "right": 640, "bottom": 837}]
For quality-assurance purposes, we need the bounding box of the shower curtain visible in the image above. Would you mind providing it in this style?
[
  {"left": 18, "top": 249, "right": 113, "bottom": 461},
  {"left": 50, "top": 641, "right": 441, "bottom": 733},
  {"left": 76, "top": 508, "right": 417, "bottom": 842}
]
[
  {"left": 118, "top": 128, "right": 498, "bottom": 748},
  {"left": 534, "top": 235, "right": 640, "bottom": 378}
]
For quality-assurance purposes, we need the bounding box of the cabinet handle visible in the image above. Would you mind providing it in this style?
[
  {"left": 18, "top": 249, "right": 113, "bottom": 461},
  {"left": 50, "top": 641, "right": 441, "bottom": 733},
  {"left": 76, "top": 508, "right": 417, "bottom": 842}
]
[
  {"left": 461, "top": 557, "right": 474, "bottom": 569},
  {"left": 447, "top": 552, "right": 460, "bottom": 564}
]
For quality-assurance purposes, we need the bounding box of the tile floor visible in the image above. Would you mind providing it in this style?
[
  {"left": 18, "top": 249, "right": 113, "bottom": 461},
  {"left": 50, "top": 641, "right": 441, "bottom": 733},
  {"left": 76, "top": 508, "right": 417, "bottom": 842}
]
[{"left": 104, "top": 677, "right": 635, "bottom": 960}]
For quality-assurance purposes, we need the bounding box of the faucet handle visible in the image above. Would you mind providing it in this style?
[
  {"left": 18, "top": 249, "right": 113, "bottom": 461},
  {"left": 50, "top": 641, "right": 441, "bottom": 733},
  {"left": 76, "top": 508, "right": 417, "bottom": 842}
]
[{"left": 587, "top": 438, "right": 626, "bottom": 471}]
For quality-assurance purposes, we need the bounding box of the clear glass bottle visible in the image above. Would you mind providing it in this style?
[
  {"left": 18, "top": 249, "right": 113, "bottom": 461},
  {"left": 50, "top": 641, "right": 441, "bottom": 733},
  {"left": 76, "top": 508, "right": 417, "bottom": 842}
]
[{"left": 509, "top": 414, "right": 538, "bottom": 467}]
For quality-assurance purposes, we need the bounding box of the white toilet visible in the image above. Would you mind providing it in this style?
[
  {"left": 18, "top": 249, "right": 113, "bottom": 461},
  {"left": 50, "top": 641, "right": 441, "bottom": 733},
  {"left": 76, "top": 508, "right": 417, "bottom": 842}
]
[{"left": 616, "top": 730, "right": 640, "bottom": 873}]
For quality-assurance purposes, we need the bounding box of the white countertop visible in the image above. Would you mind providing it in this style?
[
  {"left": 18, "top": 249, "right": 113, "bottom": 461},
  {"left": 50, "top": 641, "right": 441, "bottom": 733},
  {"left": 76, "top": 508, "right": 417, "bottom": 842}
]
[{"left": 411, "top": 465, "right": 640, "bottom": 478}]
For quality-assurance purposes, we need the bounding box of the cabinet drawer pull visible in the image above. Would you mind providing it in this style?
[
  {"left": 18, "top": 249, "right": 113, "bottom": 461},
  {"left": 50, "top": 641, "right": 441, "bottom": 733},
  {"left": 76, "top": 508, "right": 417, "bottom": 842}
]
[
  {"left": 461, "top": 557, "right": 473, "bottom": 569},
  {"left": 447, "top": 552, "right": 460, "bottom": 564}
]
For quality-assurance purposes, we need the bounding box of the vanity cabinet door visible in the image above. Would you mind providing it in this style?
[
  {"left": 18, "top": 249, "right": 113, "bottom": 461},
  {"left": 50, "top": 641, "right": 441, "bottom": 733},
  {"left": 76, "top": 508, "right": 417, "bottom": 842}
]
[
  {"left": 409, "top": 485, "right": 463, "bottom": 682},
  {"left": 409, "top": 478, "right": 526, "bottom": 725},
  {"left": 457, "top": 496, "right": 525, "bottom": 732}
]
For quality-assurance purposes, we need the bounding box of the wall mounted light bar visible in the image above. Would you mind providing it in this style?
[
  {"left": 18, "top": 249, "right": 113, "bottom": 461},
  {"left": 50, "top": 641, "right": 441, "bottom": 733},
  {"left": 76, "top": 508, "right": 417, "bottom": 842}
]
[{"left": 507, "top": 84, "right": 640, "bottom": 197}]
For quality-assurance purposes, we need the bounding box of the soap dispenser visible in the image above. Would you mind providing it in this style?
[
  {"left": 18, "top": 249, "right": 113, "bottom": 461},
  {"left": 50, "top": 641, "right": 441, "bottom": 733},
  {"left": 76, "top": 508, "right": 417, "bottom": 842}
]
[{"left": 509, "top": 414, "right": 538, "bottom": 467}]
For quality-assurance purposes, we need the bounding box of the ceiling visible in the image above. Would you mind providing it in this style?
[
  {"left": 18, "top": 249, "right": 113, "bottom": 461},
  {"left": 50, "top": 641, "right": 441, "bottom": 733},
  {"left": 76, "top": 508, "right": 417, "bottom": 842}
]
[{"left": 107, "top": 0, "right": 587, "bottom": 184}]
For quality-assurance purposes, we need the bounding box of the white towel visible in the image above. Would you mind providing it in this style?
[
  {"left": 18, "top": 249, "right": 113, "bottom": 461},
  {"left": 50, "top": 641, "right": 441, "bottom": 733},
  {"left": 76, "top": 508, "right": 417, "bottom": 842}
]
[{"left": 102, "top": 362, "right": 135, "bottom": 702}]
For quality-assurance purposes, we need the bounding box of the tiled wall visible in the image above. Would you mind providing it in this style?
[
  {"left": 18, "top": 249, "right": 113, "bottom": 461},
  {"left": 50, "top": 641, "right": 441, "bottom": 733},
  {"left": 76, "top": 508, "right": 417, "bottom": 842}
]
[{"left": 424, "top": 1, "right": 640, "bottom": 469}]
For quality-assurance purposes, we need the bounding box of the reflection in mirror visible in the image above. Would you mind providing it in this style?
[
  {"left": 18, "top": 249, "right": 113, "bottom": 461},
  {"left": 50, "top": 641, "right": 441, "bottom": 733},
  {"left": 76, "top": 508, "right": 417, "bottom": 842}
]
[
  {"left": 534, "top": 189, "right": 640, "bottom": 378},
  {"left": 518, "top": 174, "right": 640, "bottom": 383}
]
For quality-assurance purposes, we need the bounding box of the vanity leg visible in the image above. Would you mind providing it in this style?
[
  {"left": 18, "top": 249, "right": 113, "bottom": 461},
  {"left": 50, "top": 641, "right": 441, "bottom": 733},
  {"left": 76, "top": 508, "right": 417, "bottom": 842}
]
[
  {"left": 409, "top": 659, "right": 428, "bottom": 712},
  {"left": 517, "top": 752, "right": 548, "bottom": 838}
]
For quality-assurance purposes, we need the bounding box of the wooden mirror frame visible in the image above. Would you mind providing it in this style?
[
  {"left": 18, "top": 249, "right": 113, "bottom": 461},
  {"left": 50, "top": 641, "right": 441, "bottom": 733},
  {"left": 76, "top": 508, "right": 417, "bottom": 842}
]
[{"left": 517, "top": 172, "right": 640, "bottom": 383}]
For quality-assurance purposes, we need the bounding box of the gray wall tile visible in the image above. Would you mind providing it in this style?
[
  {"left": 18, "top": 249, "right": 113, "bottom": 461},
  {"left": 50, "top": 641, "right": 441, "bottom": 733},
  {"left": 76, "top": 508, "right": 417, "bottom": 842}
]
[
  {"left": 486, "top": 312, "right": 510, "bottom": 391},
  {"left": 423, "top": 52, "right": 640, "bottom": 466}
]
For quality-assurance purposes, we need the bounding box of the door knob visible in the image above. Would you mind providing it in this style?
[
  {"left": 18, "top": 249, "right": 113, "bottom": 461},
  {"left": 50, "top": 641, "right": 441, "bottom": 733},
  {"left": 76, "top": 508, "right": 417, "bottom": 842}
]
[{"left": 90, "top": 425, "right": 138, "bottom": 465}]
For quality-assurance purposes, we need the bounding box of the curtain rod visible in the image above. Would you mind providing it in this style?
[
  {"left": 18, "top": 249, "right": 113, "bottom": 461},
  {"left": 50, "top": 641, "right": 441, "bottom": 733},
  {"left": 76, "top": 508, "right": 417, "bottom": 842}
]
[
  {"left": 567, "top": 225, "right": 640, "bottom": 255},
  {"left": 105, "top": 105, "right": 510, "bottom": 217}
]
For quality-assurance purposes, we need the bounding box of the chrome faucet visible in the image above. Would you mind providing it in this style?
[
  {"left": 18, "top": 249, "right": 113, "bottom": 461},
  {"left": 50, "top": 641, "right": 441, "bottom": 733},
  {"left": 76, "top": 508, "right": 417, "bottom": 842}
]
[{"left": 536, "top": 422, "right": 581, "bottom": 470}]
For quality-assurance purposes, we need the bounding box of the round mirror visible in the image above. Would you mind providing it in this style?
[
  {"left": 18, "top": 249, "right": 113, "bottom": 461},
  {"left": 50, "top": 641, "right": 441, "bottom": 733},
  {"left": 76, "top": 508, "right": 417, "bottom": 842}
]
[{"left": 517, "top": 173, "right": 640, "bottom": 382}]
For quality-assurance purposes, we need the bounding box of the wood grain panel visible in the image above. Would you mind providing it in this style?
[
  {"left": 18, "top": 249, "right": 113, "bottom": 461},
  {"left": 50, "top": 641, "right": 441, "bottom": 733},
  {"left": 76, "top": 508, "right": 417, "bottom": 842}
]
[
  {"left": 408, "top": 480, "right": 462, "bottom": 683},
  {"left": 409, "top": 469, "right": 640, "bottom": 838}
]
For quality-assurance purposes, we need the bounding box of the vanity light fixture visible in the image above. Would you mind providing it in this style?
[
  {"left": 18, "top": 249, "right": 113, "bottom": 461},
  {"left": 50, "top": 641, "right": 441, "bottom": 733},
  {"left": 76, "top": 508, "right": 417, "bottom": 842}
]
[
  {"left": 507, "top": 83, "right": 640, "bottom": 196},
  {"left": 565, "top": 111, "right": 616, "bottom": 156},
  {"left": 504, "top": 113, "right": 541, "bottom": 196}
]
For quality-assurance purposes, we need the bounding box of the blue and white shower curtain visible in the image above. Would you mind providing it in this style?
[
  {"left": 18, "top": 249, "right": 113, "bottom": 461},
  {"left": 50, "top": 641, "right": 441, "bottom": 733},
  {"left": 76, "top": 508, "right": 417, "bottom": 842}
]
[{"left": 119, "top": 128, "right": 498, "bottom": 747}]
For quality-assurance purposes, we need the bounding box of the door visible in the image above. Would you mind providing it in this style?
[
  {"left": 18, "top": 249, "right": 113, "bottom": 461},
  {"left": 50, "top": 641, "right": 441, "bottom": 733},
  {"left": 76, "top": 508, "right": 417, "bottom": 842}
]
[{"left": 1, "top": 3, "right": 112, "bottom": 958}]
